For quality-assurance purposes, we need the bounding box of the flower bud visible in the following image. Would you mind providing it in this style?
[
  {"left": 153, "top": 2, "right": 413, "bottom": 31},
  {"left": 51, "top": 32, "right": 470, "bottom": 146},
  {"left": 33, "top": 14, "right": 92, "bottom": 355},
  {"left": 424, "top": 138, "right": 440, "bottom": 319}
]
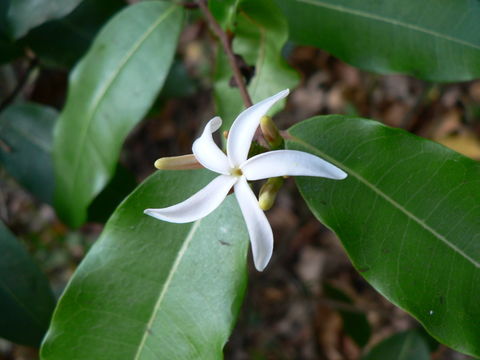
[
  {"left": 259, "top": 177, "right": 284, "bottom": 211},
  {"left": 154, "top": 154, "right": 203, "bottom": 170},
  {"left": 260, "top": 115, "right": 283, "bottom": 149}
]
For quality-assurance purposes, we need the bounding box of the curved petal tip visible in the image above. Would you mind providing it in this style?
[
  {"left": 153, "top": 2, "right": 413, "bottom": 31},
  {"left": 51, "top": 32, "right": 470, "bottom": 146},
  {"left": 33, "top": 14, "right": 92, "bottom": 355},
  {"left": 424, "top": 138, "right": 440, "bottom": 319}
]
[{"left": 209, "top": 116, "right": 222, "bottom": 132}]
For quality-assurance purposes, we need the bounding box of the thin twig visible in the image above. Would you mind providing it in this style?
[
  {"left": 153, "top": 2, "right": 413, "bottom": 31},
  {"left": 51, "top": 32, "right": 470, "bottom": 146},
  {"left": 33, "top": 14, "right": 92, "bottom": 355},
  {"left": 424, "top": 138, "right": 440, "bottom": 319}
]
[
  {"left": 197, "top": 0, "right": 253, "bottom": 108},
  {"left": 0, "top": 57, "right": 39, "bottom": 112}
]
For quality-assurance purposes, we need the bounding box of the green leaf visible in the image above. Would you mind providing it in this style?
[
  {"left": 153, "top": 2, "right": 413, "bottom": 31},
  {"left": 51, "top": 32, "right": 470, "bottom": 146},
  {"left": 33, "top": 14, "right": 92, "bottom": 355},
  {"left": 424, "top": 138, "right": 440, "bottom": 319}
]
[
  {"left": 275, "top": 0, "right": 480, "bottom": 82},
  {"left": 26, "top": 0, "right": 125, "bottom": 68},
  {"left": 160, "top": 60, "right": 197, "bottom": 99},
  {"left": 362, "top": 330, "right": 430, "bottom": 360},
  {"left": 0, "top": 103, "right": 57, "bottom": 204},
  {"left": 0, "top": 221, "right": 55, "bottom": 347},
  {"left": 213, "top": 0, "right": 299, "bottom": 130},
  {"left": 0, "top": 2, "right": 23, "bottom": 63},
  {"left": 53, "top": 2, "right": 183, "bottom": 227},
  {"left": 286, "top": 115, "right": 480, "bottom": 357},
  {"left": 324, "top": 283, "right": 371, "bottom": 347},
  {"left": 208, "top": 0, "right": 240, "bottom": 30},
  {"left": 41, "top": 169, "right": 249, "bottom": 359},
  {"left": 3, "top": 0, "right": 83, "bottom": 39},
  {"left": 87, "top": 163, "right": 137, "bottom": 223},
  {"left": 0, "top": 35, "right": 23, "bottom": 64}
]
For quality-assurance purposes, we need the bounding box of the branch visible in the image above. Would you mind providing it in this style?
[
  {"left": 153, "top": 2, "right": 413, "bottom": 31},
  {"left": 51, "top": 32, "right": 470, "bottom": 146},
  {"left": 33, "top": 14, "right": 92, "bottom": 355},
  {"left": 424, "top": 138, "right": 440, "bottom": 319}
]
[{"left": 197, "top": 0, "right": 253, "bottom": 108}]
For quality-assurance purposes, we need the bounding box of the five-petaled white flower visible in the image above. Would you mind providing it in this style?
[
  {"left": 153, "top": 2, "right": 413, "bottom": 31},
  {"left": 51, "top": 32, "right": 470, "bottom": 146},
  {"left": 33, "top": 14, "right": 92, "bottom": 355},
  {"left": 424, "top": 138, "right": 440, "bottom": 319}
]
[{"left": 144, "top": 89, "right": 347, "bottom": 271}]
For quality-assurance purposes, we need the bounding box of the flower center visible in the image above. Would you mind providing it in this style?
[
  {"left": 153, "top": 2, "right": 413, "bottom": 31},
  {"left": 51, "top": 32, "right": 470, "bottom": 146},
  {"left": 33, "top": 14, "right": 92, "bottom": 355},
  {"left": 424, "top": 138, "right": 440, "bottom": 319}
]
[{"left": 231, "top": 167, "right": 243, "bottom": 177}]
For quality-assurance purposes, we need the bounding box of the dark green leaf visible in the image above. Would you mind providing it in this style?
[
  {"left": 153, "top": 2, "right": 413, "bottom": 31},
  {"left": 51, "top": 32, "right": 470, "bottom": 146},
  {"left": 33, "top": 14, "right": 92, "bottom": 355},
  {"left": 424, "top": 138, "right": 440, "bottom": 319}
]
[
  {"left": 362, "top": 330, "right": 430, "bottom": 360},
  {"left": 41, "top": 169, "right": 249, "bottom": 359},
  {"left": 87, "top": 163, "right": 137, "bottom": 223},
  {"left": 0, "top": 0, "right": 10, "bottom": 36},
  {"left": 276, "top": 0, "right": 480, "bottom": 82},
  {"left": 287, "top": 115, "right": 480, "bottom": 357},
  {"left": 0, "top": 2, "right": 23, "bottom": 63},
  {"left": 26, "top": 0, "right": 125, "bottom": 68},
  {"left": 160, "top": 60, "right": 197, "bottom": 99},
  {"left": 3, "top": 0, "right": 83, "bottom": 39},
  {"left": 0, "top": 35, "right": 23, "bottom": 64},
  {"left": 0, "top": 103, "right": 57, "bottom": 204},
  {"left": 53, "top": 2, "right": 183, "bottom": 227},
  {"left": 324, "top": 283, "right": 371, "bottom": 347},
  {"left": 214, "top": 0, "right": 299, "bottom": 130},
  {"left": 0, "top": 221, "right": 55, "bottom": 346}
]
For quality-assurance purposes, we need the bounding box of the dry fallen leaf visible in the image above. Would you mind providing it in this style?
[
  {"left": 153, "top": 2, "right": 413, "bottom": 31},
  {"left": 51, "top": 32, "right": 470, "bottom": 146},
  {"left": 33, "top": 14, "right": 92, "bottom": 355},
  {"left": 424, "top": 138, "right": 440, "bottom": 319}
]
[{"left": 436, "top": 132, "right": 480, "bottom": 160}]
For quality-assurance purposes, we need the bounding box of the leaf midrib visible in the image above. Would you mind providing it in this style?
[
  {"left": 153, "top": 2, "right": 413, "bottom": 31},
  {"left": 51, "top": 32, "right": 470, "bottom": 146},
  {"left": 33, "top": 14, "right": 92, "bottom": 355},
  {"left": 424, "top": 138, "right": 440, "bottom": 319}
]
[
  {"left": 297, "top": 0, "right": 480, "bottom": 51},
  {"left": 68, "top": 4, "right": 176, "bottom": 194},
  {"left": 133, "top": 220, "right": 201, "bottom": 360},
  {"left": 289, "top": 135, "right": 480, "bottom": 268}
]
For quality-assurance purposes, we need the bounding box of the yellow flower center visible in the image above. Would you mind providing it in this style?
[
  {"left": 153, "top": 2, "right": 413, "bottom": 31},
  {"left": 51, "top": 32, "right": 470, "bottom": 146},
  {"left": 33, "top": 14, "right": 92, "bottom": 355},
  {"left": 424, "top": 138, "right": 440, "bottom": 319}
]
[{"left": 231, "top": 167, "right": 243, "bottom": 177}]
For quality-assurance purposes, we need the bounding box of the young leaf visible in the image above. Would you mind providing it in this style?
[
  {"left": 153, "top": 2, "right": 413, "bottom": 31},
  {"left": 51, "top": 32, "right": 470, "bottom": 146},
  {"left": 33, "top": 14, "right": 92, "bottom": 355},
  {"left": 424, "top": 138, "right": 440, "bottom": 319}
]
[
  {"left": 53, "top": 2, "right": 183, "bottom": 227},
  {"left": 41, "top": 169, "right": 249, "bottom": 359},
  {"left": 2, "top": 0, "right": 82, "bottom": 39},
  {"left": 0, "top": 221, "right": 55, "bottom": 347},
  {"left": 214, "top": 0, "right": 299, "bottom": 130},
  {"left": 362, "top": 330, "right": 430, "bottom": 360},
  {"left": 287, "top": 115, "right": 480, "bottom": 357},
  {"left": 276, "top": 0, "right": 480, "bottom": 82},
  {"left": 25, "top": 0, "right": 125, "bottom": 68},
  {"left": 0, "top": 103, "right": 57, "bottom": 204}
]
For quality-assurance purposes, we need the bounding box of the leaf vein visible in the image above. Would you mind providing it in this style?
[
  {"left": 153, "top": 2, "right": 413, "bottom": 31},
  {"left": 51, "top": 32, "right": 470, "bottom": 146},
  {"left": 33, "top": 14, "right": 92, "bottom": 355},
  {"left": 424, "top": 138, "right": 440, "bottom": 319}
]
[
  {"left": 68, "top": 5, "right": 176, "bottom": 194},
  {"left": 290, "top": 135, "right": 480, "bottom": 268},
  {"left": 297, "top": 0, "right": 480, "bottom": 51},
  {"left": 133, "top": 220, "right": 201, "bottom": 360}
]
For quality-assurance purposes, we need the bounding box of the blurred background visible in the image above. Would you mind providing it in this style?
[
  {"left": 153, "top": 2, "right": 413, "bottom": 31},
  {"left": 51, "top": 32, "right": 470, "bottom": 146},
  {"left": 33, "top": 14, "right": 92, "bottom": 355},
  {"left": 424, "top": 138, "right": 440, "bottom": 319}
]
[{"left": 1, "top": 1, "right": 480, "bottom": 359}]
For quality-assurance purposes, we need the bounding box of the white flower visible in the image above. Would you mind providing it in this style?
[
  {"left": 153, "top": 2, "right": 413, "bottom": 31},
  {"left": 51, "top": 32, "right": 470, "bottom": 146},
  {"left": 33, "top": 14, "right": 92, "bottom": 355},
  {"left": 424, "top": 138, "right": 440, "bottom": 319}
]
[{"left": 144, "top": 89, "right": 347, "bottom": 271}]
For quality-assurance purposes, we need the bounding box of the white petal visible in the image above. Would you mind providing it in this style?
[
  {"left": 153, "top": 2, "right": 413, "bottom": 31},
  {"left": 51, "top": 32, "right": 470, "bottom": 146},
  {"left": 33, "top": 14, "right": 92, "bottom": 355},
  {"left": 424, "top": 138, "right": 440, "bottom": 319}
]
[
  {"left": 144, "top": 175, "right": 237, "bottom": 223},
  {"left": 192, "top": 116, "right": 231, "bottom": 174},
  {"left": 227, "top": 89, "right": 290, "bottom": 166},
  {"left": 234, "top": 176, "right": 273, "bottom": 271},
  {"left": 241, "top": 150, "right": 347, "bottom": 180}
]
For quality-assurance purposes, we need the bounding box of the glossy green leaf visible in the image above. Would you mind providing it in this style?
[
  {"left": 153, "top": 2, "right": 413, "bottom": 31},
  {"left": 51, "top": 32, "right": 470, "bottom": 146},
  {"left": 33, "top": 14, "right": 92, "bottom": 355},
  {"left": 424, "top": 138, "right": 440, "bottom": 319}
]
[
  {"left": 213, "top": 0, "right": 298, "bottom": 130},
  {"left": 3, "top": 0, "right": 82, "bottom": 39},
  {"left": 53, "top": 2, "right": 183, "bottom": 227},
  {"left": 286, "top": 116, "right": 480, "bottom": 357},
  {"left": 26, "top": 0, "right": 125, "bottom": 68},
  {"left": 275, "top": 0, "right": 480, "bottom": 82},
  {"left": 324, "top": 283, "right": 371, "bottom": 347},
  {"left": 0, "top": 221, "right": 55, "bottom": 346},
  {"left": 362, "top": 330, "right": 430, "bottom": 360},
  {"left": 41, "top": 169, "right": 249, "bottom": 359},
  {"left": 0, "top": 103, "right": 57, "bottom": 204}
]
